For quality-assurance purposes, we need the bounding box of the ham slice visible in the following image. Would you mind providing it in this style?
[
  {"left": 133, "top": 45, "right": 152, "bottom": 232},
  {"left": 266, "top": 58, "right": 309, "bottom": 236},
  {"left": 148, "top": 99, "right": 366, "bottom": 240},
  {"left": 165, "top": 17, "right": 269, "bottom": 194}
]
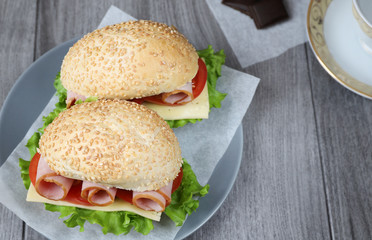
[
  {"left": 157, "top": 180, "right": 173, "bottom": 205},
  {"left": 35, "top": 157, "right": 74, "bottom": 200},
  {"left": 66, "top": 90, "right": 87, "bottom": 108},
  {"left": 133, "top": 191, "right": 166, "bottom": 212},
  {"left": 132, "top": 181, "right": 173, "bottom": 211},
  {"left": 162, "top": 82, "right": 194, "bottom": 104},
  {"left": 81, "top": 181, "right": 117, "bottom": 206},
  {"left": 33, "top": 156, "right": 176, "bottom": 210}
]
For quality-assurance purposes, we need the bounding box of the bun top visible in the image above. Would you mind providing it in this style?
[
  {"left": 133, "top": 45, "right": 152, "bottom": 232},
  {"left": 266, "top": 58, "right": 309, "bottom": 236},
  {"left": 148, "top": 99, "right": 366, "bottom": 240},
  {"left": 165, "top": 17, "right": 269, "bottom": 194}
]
[
  {"left": 38, "top": 99, "right": 182, "bottom": 192},
  {"left": 61, "top": 20, "right": 199, "bottom": 99}
]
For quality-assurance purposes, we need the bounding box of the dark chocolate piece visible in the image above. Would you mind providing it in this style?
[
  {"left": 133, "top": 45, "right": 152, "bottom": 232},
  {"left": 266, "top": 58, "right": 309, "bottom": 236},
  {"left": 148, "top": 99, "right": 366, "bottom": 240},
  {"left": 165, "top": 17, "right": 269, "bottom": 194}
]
[
  {"left": 249, "top": 0, "right": 288, "bottom": 29},
  {"left": 222, "top": 0, "right": 288, "bottom": 29},
  {"left": 222, "top": 0, "right": 257, "bottom": 13}
]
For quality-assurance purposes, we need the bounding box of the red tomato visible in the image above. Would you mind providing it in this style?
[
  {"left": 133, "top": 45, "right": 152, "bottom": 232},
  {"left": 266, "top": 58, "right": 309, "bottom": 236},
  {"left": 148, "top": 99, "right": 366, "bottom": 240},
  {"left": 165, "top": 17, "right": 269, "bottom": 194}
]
[
  {"left": 192, "top": 58, "right": 208, "bottom": 99},
  {"left": 116, "top": 189, "right": 133, "bottom": 204},
  {"left": 172, "top": 167, "right": 183, "bottom": 193},
  {"left": 130, "top": 98, "right": 145, "bottom": 104},
  {"left": 29, "top": 153, "right": 41, "bottom": 186},
  {"left": 64, "top": 181, "right": 92, "bottom": 206},
  {"left": 69, "top": 99, "right": 76, "bottom": 108},
  {"left": 131, "top": 58, "right": 208, "bottom": 106}
]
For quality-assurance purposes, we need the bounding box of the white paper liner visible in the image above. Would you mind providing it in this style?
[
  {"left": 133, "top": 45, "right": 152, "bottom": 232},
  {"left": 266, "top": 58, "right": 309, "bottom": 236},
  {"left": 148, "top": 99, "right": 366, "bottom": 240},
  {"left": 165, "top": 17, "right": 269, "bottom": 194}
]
[
  {"left": 206, "top": 0, "right": 308, "bottom": 68},
  {"left": 0, "top": 6, "right": 260, "bottom": 240}
]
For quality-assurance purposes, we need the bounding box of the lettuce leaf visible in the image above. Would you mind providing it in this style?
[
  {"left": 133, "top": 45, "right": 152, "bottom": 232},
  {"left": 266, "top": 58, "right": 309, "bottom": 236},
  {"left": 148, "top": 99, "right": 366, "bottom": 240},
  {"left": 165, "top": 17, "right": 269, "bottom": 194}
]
[
  {"left": 198, "top": 46, "right": 227, "bottom": 109},
  {"left": 19, "top": 132, "right": 40, "bottom": 189},
  {"left": 19, "top": 74, "right": 209, "bottom": 235},
  {"left": 164, "top": 159, "right": 209, "bottom": 226},
  {"left": 166, "top": 118, "right": 202, "bottom": 128},
  {"left": 39, "top": 73, "right": 67, "bottom": 134},
  {"left": 44, "top": 204, "right": 154, "bottom": 235},
  {"left": 166, "top": 45, "right": 227, "bottom": 128},
  {"left": 19, "top": 73, "right": 67, "bottom": 189}
]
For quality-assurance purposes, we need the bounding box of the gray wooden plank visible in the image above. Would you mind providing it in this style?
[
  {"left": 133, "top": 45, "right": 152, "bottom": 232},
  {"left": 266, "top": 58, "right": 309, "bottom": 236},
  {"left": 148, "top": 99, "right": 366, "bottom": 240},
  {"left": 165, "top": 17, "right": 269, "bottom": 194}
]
[
  {"left": 306, "top": 43, "right": 372, "bottom": 240},
  {"left": 189, "top": 45, "right": 331, "bottom": 240},
  {"left": 0, "top": 206, "right": 24, "bottom": 240},
  {"left": 195, "top": 44, "right": 329, "bottom": 240},
  {"left": 34, "top": 0, "right": 240, "bottom": 68},
  {"left": 0, "top": 0, "right": 37, "bottom": 107},
  {"left": 25, "top": 0, "right": 240, "bottom": 239},
  {"left": 0, "top": 0, "right": 37, "bottom": 239},
  {"left": 23, "top": 225, "right": 48, "bottom": 240}
]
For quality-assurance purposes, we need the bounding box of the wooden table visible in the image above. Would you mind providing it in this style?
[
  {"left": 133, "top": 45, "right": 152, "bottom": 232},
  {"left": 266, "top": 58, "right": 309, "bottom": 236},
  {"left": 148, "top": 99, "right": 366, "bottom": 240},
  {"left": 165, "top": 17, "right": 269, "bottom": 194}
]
[{"left": 1, "top": 0, "right": 371, "bottom": 239}]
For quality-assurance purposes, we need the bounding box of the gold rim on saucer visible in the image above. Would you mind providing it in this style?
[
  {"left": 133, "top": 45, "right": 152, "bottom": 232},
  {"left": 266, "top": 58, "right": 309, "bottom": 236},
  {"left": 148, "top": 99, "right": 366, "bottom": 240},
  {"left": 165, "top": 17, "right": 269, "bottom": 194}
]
[{"left": 306, "top": 0, "right": 372, "bottom": 99}]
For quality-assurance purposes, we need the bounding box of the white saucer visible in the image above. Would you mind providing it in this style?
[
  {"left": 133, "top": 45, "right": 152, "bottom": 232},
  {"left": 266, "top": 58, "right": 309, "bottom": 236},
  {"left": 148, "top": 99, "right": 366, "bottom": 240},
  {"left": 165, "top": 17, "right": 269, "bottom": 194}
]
[{"left": 307, "top": 0, "right": 372, "bottom": 99}]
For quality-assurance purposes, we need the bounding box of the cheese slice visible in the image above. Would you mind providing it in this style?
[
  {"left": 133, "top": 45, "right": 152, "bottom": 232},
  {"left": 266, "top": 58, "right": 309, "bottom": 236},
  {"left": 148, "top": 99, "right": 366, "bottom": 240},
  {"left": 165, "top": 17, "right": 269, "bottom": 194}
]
[
  {"left": 26, "top": 184, "right": 161, "bottom": 221},
  {"left": 143, "top": 84, "right": 209, "bottom": 120}
]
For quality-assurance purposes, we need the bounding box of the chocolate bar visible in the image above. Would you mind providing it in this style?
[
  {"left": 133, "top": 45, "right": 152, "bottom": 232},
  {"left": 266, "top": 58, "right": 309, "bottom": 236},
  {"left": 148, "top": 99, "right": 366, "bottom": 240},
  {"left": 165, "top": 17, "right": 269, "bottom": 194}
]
[
  {"left": 222, "top": 0, "right": 257, "bottom": 13},
  {"left": 222, "top": 0, "right": 288, "bottom": 29}
]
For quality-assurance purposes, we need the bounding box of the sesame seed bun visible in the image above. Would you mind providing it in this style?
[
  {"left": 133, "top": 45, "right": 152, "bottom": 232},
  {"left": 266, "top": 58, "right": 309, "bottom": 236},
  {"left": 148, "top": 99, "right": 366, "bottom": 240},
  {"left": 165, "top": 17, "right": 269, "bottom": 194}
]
[
  {"left": 38, "top": 99, "right": 182, "bottom": 192},
  {"left": 61, "top": 20, "right": 199, "bottom": 99}
]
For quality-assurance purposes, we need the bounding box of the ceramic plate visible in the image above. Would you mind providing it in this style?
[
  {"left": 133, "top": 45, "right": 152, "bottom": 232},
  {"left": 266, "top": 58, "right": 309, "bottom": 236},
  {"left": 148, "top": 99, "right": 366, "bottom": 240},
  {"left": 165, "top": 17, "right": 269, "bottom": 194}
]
[
  {"left": 307, "top": 0, "right": 372, "bottom": 99},
  {"left": 0, "top": 38, "right": 243, "bottom": 239}
]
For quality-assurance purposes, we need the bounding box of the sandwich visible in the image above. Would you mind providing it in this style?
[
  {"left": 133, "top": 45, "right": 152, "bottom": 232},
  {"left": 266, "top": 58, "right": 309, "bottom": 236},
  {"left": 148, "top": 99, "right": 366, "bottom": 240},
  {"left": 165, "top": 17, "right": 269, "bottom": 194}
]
[
  {"left": 20, "top": 99, "right": 208, "bottom": 235},
  {"left": 60, "top": 20, "right": 226, "bottom": 128}
]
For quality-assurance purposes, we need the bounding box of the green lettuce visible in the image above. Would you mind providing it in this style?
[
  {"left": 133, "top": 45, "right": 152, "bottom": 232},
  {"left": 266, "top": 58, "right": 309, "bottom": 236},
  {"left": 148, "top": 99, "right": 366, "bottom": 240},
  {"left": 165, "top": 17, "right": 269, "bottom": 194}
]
[
  {"left": 19, "top": 73, "right": 67, "bottom": 189},
  {"left": 44, "top": 204, "right": 154, "bottom": 235},
  {"left": 164, "top": 159, "right": 209, "bottom": 226},
  {"left": 19, "top": 74, "right": 209, "bottom": 235},
  {"left": 166, "top": 45, "right": 227, "bottom": 128},
  {"left": 19, "top": 133, "right": 40, "bottom": 189}
]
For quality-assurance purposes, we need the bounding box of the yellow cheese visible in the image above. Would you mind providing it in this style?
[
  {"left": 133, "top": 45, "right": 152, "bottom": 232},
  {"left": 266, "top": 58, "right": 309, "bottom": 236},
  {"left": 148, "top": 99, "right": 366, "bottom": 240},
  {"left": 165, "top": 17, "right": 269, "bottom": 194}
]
[
  {"left": 143, "top": 84, "right": 209, "bottom": 120},
  {"left": 26, "top": 185, "right": 161, "bottom": 221}
]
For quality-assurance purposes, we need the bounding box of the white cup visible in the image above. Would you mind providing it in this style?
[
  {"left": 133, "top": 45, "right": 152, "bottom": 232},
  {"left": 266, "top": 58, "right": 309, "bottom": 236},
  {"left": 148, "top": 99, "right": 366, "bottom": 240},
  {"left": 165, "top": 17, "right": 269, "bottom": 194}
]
[{"left": 352, "top": 0, "right": 372, "bottom": 55}]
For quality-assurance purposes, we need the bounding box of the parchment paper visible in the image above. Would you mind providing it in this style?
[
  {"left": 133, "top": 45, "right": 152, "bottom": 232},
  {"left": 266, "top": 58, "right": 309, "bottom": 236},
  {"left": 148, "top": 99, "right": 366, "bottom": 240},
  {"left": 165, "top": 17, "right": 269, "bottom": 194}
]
[
  {"left": 0, "top": 6, "right": 260, "bottom": 240},
  {"left": 206, "top": 0, "right": 309, "bottom": 68}
]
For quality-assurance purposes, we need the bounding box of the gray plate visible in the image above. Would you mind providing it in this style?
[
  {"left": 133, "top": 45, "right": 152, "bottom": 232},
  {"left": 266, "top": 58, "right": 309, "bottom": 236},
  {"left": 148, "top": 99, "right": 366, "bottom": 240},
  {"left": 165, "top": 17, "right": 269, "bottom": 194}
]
[{"left": 0, "top": 38, "right": 243, "bottom": 239}]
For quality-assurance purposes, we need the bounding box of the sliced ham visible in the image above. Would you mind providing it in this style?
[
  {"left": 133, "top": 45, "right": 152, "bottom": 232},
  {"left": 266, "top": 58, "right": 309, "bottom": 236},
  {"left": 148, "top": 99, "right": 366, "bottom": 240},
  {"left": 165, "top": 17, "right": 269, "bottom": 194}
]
[
  {"left": 133, "top": 191, "right": 166, "bottom": 212},
  {"left": 132, "top": 181, "right": 173, "bottom": 212},
  {"left": 33, "top": 155, "right": 177, "bottom": 210},
  {"left": 66, "top": 90, "right": 87, "bottom": 108},
  {"left": 157, "top": 181, "right": 173, "bottom": 205},
  {"left": 81, "top": 181, "right": 117, "bottom": 206},
  {"left": 35, "top": 157, "right": 74, "bottom": 200},
  {"left": 162, "top": 82, "right": 194, "bottom": 105}
]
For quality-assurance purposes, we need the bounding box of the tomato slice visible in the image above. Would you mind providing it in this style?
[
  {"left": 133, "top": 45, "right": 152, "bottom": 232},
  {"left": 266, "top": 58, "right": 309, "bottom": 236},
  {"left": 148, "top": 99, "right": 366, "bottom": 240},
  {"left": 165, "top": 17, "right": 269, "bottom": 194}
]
[
  {"left": 172, "top": 167, "right": 183, "bottom": 193},
  {"left": 116, "top": 189, "right": 133, "bottom": 204},
  {"left": 69, "top": 99, "right": 76, "bottom": 108},
  {"left": 131, "top": 58, "right": 208, "bottom": 106},
  {"left": 29, "top": 152, "right": 41, "bottom": 187},
  {"left": 130, "top": 98, "right": 145, "bottom": 104},
  {"left": 64, "top": 181, "right": 92, "bottom": 206},
  {"left": 192, "top": 58, "right": 208, "bottom": 99}
]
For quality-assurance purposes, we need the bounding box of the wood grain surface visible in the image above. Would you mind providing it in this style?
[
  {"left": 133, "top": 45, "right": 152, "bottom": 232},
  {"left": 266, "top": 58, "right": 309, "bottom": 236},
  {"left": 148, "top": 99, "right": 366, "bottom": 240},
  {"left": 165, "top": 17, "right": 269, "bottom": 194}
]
[
  {"left": 0, "top": 0, "right": 36, "bottom": 239},
  {"left": 240, "top": 45, "right": 331, "bottom": 240},
  {"left": 0, "top": 0, "right": 371, "bottom": 239},
  {"left": 306, "top": 44, "right": 372, "bottom": 240}
]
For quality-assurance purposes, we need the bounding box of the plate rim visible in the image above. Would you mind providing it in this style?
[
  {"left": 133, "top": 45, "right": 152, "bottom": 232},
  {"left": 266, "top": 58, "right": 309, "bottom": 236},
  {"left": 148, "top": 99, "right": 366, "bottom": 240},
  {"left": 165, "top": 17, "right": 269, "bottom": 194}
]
[
  {"left": 175, "top": 124, "right": 243, "bottom": 240},
  {"left": 306, "top": 0, "right": 372, "bottom": 99},
  {"left": 0, "top": 38, "right": 243, "bottom": 239}
]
